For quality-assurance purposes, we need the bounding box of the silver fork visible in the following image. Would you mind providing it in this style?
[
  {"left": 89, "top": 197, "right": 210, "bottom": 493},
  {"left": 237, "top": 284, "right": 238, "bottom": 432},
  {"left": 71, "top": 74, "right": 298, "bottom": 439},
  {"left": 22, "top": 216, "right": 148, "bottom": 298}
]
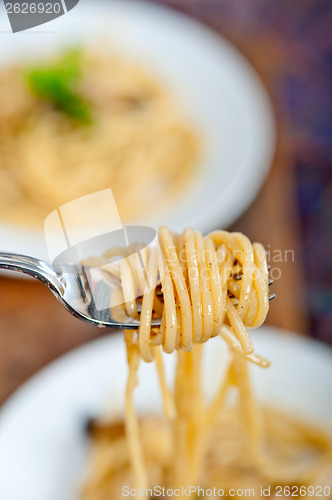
[
  {"left": 0, "top": 252, "right": 161, "bottom": 329},
  {"left": 0, "top": 252, "right": 275, "bottom": 329}
]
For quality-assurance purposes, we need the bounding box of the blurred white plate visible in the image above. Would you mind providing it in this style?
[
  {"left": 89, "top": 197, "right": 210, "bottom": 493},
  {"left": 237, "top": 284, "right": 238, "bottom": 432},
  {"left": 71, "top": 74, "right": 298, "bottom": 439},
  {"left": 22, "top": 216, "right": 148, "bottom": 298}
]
[
  {"left": 0, "top": 326, "right": 331, "bottom": 500},
  {"left": 0, "top": 0, "right": 275, "bottom": 262}
]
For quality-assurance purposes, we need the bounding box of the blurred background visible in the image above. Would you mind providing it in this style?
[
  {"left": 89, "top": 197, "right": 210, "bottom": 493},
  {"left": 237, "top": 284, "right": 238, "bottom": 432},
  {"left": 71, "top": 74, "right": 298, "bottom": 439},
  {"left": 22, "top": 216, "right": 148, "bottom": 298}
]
[{"left": 0, "top": 0, "right": 331, "bottom": 405}]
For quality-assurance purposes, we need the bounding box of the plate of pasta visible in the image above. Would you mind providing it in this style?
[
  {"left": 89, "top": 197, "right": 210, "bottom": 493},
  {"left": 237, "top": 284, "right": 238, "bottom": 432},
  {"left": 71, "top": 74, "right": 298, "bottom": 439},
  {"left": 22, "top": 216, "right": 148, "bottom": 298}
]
[
  {"left": 0, "top": 327, "right": 331, "bottom": 500},
  {"left": 0, "top": 0, "right": 275, "bottom": 261}
]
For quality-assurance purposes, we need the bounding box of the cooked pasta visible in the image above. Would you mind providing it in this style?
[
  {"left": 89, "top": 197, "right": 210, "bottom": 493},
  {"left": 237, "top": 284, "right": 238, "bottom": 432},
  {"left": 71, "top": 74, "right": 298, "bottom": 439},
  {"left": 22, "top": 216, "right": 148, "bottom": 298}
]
[
  {"left": 82, "top": 227, "right": 332, "bottom": 499},
  {"left": 0, "top": 51, "right": 199, "bottom": 225}
]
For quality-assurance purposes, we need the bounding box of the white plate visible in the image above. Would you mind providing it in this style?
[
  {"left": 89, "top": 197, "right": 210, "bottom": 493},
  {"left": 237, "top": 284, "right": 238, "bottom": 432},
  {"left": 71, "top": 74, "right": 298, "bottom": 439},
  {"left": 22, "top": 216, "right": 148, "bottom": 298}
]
[
  {"left": 0, "top": 0, "right": 275, "bottom": 261},
  {"left": 0, "top": 326, "right": 331, "bottom": 500}
]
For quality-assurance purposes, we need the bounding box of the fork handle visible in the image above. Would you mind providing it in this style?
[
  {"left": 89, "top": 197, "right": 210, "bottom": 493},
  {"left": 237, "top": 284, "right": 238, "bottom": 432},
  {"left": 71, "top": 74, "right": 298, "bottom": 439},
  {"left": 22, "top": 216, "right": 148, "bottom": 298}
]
[{"left": 0, "top": 252, "right": 63, "bottom": 295}]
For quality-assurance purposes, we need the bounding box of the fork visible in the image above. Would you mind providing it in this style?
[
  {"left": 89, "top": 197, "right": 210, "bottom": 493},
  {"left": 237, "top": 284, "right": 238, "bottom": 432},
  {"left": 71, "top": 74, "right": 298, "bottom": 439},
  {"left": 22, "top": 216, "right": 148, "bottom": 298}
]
[
  {"left": 0, "top": 252, "right": 275, "bottom": 329},
  {"left": 0, "top": 252, "right": 161, "bottom": 329}
]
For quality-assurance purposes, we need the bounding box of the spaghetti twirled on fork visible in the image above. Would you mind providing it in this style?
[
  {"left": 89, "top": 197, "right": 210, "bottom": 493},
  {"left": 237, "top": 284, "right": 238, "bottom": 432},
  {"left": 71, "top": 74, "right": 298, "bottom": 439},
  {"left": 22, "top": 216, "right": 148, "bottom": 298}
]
[{"left": 83, "top": 228, "right": 332, "bottom": 499}]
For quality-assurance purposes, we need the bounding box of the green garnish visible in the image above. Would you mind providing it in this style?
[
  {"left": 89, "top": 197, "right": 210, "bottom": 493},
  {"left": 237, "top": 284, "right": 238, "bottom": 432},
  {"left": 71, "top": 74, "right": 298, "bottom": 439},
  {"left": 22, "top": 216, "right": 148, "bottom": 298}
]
[{"left": 25, "top": 48, "right": 92, "bottom": 125}]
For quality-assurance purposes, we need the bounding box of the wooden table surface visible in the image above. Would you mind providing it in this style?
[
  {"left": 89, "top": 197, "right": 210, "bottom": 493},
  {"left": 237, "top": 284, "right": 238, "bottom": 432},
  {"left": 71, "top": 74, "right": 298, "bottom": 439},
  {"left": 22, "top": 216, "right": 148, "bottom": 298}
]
[{"left": 0, "top": 1, "right": 310, "bottom": 406}]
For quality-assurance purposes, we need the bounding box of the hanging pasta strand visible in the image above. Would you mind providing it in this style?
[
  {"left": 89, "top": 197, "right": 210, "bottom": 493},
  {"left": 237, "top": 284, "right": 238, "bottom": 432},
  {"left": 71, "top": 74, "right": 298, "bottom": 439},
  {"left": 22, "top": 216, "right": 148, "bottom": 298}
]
[{"left": 124, "top": 331, "right": 148, "bottom": 493}]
